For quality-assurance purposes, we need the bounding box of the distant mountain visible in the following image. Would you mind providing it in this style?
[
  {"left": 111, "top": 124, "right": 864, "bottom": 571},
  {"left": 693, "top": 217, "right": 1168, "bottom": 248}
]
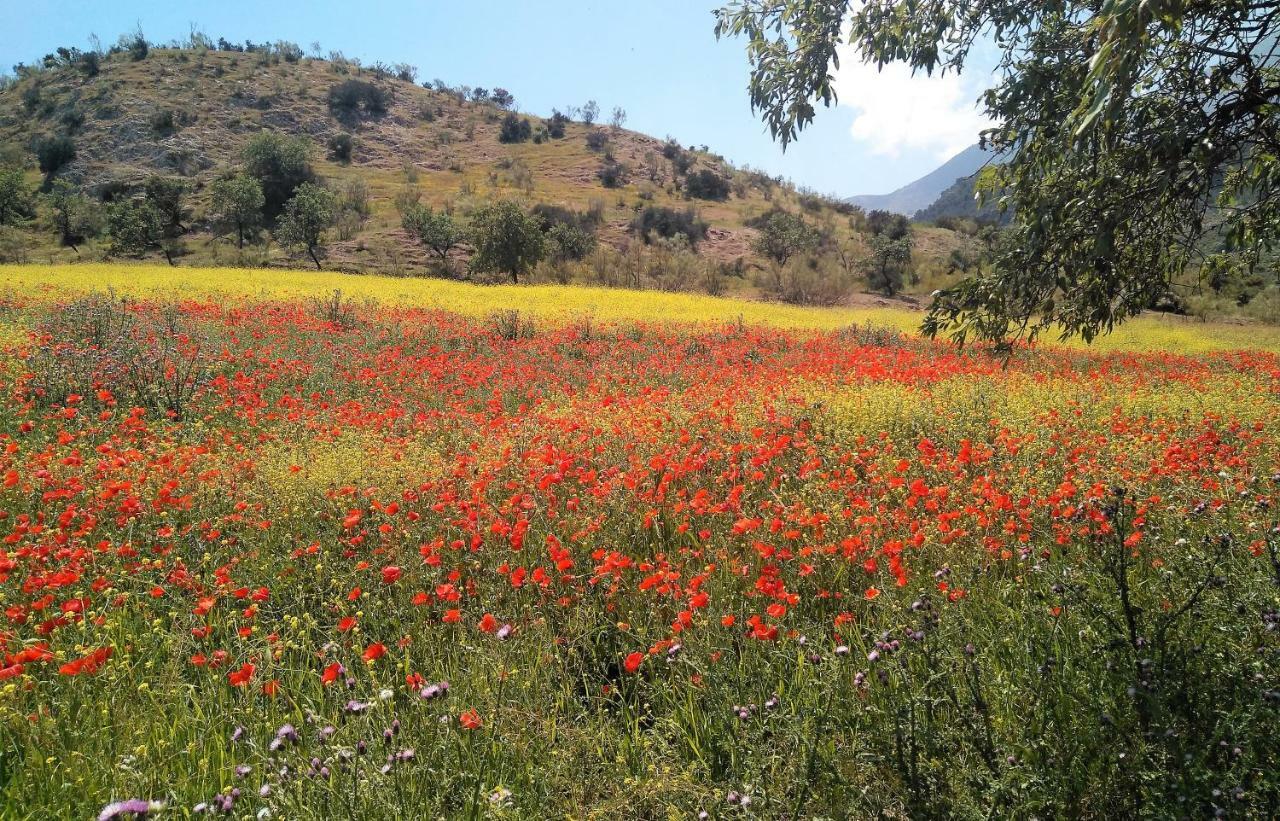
[
  {"left": 914, "top": 171, "right": 1009, "bottom": 225},
  {"left": 849, "top": 144, "right": 994, "bottom": 216}
]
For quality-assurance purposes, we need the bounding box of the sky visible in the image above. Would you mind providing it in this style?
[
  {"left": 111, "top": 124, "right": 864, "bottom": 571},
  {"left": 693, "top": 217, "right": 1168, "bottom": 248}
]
[{"left": 0, "top": 0, "right": 996, "bottom": 197}]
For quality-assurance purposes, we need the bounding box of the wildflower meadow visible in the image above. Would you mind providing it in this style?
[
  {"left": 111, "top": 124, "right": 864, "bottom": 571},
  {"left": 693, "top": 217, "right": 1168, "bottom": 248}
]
[{"left": 0, "top": 266, "right": 1277, "bottom": 818}]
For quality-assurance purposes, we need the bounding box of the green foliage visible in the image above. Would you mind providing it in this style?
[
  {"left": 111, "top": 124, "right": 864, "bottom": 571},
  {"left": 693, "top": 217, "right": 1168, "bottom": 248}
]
[
  {"left": 107, "top": 198, "right": 169, "bottom": 262},
  {"left": 208, "top": 174, "right": 265, "bottom": 249},
  {"left": 498, "top": 114, "right": 532, "bottom": 144},
  {"left": 468, "top": 201, "right": 545, "bottom": 284},
  {"left": 715, "top": 0, "right": 1280, "bottom": 345},
  {"left": 866, "top": 209, "right": 909, "bottom": 240},
  {"left": 327, "top": 80, "right": 390, "bottom": 121},
  {"left": 242, "top": 132, "right": 314, "bottom": 222},
  {"left": 275, "top": 182, "right": 336, "bottom": 269},
  {"left": 40, "top": 179, "right": 97, "bottom": 250},
  {"left": 748, "top": 208, "right": 821, "bottom": 266},
  {"left": 545, "top": 222, "right": 596, "bottom": 264},
  {"left": 547, "top": 110, "right": 570, "bottom": 139},
  {"left": 400, "top": 203, "right": 465, "bottom": 274},
  {"left": 0, "top": 167, "right": 34, "bottom": 226},
  {"left": 684, "top": 168, "right": 730, "bottom": 201},
  {"left": 866, "top": 232, "right": 914, "bottom": 296},
  {"left": 142, "top": 176, "right": 189, "bottom": 235},
  {"left": 327, "top": 133, "right": 354, "bottom": 163},
  {"left": 631, "top": 205, "right": 708, "bottom": 248},
  {"left": 35, "top": 135, "right": 75, "bottom": 176},
  {"left": 580, "top": 99, "right": 599, "bottom": 125},
  {"left": 584, "top": 129, "right": 609, "bottom": 152},
  {"left": 596, "top": 154, "right": 628, "bottom": 188}
]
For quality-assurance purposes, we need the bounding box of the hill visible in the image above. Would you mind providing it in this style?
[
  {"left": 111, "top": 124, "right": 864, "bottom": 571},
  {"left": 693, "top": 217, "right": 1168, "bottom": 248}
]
[
  {"left": 0, "top": 39, "right": 969, "bottom": 304},
  {"left": 849, "top": 144, "right": 993, "bottom": 216}
]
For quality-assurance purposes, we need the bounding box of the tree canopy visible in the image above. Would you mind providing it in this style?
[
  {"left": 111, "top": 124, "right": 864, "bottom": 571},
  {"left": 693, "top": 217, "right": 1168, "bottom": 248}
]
[
  {"left": 468, "top": 201, "right": 545, "bottom": 284},
  {"left": 716, "top": 0, "right": 1280, "bottom": 345}
]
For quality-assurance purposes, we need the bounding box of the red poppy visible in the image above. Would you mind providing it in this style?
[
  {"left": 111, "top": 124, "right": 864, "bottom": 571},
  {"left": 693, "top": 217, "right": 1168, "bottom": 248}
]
[
  {"left": 623, "top": 651, "right": 645, "bottom": 674},
  {"left": 227, "top": 663, "right": 255, "bottom": 687},
  {"left": 459, "top": 709, "right": 483, "bottom": 730},
  {"left": 362, "top": 643, "right": 387, "bottom": 663}
]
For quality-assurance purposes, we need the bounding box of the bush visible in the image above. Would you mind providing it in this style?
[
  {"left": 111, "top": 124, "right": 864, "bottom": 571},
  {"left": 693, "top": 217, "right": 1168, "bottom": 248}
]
[
  {"left": 547, "top": 110, "right": 570, "bottom": 139},
  {"left": 328, "top": 133, "right": 354, "bottom": 163},
  {"left": 684, "top": 168, "right": 731, "bottom": 201},
  {"left": 327, "top": 80, "right": 390, "bottom": 120},
  {"left": 596, "top": 155, "right": 628, "bottom": 188},
  {"left": 866, "top": 209, "right": 910, "bottom": 240},
  {"left": 546, "top": 223, "right": 596, "bottom": 263},
  {"left": 584, "top": 129, "right": 609, "bottom": 152},
  {"left": 498, "top": 114, "right": 532, "bottom": 144},
  {"left": 36, "top": 135, "right": 76, "bottom": 176},
  {"left": 630, "top": 205, "right": 708, "bottom": 248},
  {"left": 149, "top": 109, "right": 177, "bottom": 135},
  {"left": 468, "top": 201, "right": 546, "bottom": 284},
  {"left": 530, "top": 203, "right": 602, "bottom": 233}
]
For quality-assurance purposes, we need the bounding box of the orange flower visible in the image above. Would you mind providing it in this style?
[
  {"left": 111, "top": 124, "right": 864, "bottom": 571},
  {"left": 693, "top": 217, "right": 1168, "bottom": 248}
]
[
  {"left": 459, "top": 709, "right": 483, "bottom": 730},
  {"left": 864, "top": 587, "right": 880, "bottom": 600}
]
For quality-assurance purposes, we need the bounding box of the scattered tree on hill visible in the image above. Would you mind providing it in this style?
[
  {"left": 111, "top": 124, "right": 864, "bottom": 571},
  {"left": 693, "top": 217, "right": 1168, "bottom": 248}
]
[
  {"left": 580, "top": 100, "right": 599, "bottom": 125},
  {"left": 716, "top": 0, "right": 1280, "bottom": 344},
  {"left": 0, "top": 168, "right": 33, "bottom": 225},
  {"left": 545, "top": 222, "right": 596, "bottom": 263},
  {"left": 498, "top": 114, "right": 533, "bottom": 144},
  {"left": 401, "top": 204, "right": 465, "bottom": 275},
  {"left": 209, "top": 174, "right": 265, "bottom": 249},
  {"left": 35, "top": 135, "right": 75, "bottom": 179},
  {"left": 491, "top": 88, "right": 515, "bottom": 110},
  {"left": 242, "top": 132, "right": 314, "bottom": 222},
  {"left": 610, "top": 107, "right": 627, "bottom": 130},
  {"left": 143, "top": 176, "right": 189, "bottom": 235},
  {"left": 276, "top": 182, "right": 336, "bottom": 269},
  {"left": 684, "top": 168, "right": 731, "bottom": 201},
  {"left": 866, "top": 232, "right": 913, "bottom": 297},
  {"left": 41, "top": 179, "right": 97, "bottom": 252},
  {"left": 108, "top": 198, "right": 176, "bottom": 265},
  {"left": 865, "top": 210, "right": 909, "bottom": 240},
  {"left": 468, "top": 201, "right": 545, "bottom": 284},
  {"left": 751, "top": 208, "right": 821, "bottom": 268}
]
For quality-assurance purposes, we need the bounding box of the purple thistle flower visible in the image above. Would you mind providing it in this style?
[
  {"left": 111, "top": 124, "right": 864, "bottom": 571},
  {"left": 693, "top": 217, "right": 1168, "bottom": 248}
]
[
  {"left": 344, "top": 700, "right": 369, "bottom": 714},
  {"left": 496, "top": 623, "right": 514, "bottom": 640},
  {"left": 98, "top": 799, "right": 164, "bottom": 821}
]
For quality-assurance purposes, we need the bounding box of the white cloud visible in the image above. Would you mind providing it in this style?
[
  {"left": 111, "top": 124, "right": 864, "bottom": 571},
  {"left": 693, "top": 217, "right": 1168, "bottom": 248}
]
[{"left": 831, "top": 47, "right": 994, "bottom": 161}]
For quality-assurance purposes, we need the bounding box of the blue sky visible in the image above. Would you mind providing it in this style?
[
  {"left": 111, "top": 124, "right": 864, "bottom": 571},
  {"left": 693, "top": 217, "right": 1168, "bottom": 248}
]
[{"left": 0, "top": 0, "right": 995, "bottom": 197}]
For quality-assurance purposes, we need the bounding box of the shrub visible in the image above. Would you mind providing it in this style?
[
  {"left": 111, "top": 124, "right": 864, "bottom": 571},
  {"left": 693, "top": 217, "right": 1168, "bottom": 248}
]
[
  {"left": 401, "top": 204, "right": 464, "bottom": 275},
  {"left": 684, "top": 168, "right": 731, "bottom": 201},
  {"left": 630, "top": 205, "right": 708, "bottom": 248},
  {"left": 580, "top": 99, "right": 599, "bottom": 125},
  {"left": 547, "top": 110, "right": 570, "bottom": 139},
  {"left": 530, "top": 203, "right": 602, "bottom": 233},
  {"left": 327, "top": 80, "right": 390, "bottom": 120},
  {"left": 149, "top": 109, "right": 177, "bottom": 135},
  {"left": 596, "top": 155, "right": 628, "bottom": 188},
  {"left": 328, "top": 133, "right": 354, "bottom": 163},
  {"left": 866, "top": 209, "right": 910, "bottom": 240},
  {"left": 36, "top": 135, "right": 76, "bottom": 176},
  {"left": 584, "top": 129, "right": 609, "bottom": 152},
  {"left": 498, "top": 114, "right": 532, "bottom": 144}
]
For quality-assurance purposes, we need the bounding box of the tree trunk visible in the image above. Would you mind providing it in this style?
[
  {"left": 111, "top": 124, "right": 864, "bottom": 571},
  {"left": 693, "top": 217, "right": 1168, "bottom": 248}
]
[
  {"left": 510, "top": 270, "right": 519, "bottom": 284},
  {"left": 309, "top": 246, "right": 321, "bottom": 269}
]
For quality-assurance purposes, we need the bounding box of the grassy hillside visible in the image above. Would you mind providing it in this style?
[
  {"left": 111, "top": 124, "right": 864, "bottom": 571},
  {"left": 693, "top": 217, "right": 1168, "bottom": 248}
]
[{"left": 0, "top": 43, "right": 975, "bottom": 302}]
